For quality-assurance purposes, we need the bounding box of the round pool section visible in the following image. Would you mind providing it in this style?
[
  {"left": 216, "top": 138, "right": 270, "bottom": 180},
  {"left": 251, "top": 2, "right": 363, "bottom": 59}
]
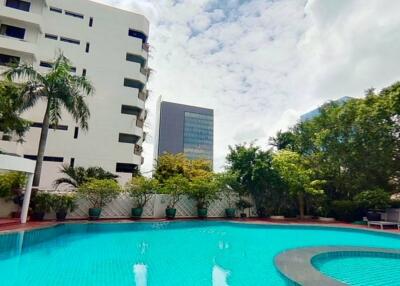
[
  {"left": 0, "top": 221, "right": 400, "bottom": 286},
  {"left": 313, "top": 251, "right": 400, "bottom": 285}
]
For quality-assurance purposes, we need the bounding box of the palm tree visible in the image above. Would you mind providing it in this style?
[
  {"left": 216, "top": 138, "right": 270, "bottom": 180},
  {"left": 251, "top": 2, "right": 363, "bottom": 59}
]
[
  {"left": 3, "top": 54, "right": 94, "bottom": 188},
  {"left": 54, "top": 165, "right": 118, "bottom": 189}
]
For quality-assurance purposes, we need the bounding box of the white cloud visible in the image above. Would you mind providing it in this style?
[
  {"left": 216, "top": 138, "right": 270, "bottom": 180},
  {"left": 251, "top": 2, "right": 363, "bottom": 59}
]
[{"left": 97, "top": 0, "right": 400, "bottom": 172}]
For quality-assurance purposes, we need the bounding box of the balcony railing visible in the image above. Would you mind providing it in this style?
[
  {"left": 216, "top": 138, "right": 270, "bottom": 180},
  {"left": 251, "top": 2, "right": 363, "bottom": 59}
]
[
  {"left": 134, "top": 144, "right": 143, "bottom": 156},
  {"left": 136, "top": 118, "right": 144, "bottom": 128},
  {"left": 138, "top": 90, "right": 149, "bottom": 102}
]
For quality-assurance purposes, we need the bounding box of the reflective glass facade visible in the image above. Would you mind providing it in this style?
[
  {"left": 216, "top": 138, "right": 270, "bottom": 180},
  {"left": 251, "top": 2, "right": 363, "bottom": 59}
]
[{"left": 184, "top": 112, "right": 213, "bottom": 160}]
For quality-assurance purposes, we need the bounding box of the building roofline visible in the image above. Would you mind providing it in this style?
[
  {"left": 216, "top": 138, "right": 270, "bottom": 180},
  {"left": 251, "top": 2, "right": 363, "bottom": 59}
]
[{"left": 161, "top": 101, "right": 214, "bottom": 113}]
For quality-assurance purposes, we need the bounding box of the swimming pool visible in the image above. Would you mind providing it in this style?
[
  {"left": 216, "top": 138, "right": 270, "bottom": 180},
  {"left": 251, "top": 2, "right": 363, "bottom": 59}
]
[{"left": 0, "top": 221, "right": 399, "bottom": 285}]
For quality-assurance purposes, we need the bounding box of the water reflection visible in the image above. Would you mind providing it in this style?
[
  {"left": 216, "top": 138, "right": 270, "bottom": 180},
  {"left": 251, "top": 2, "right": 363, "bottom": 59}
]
[
  {"left": 212, "top": 264, "right": 229, "bottom": 286},
  {"left": 133, "top": 263, "right": 148, "bottom": 286}
]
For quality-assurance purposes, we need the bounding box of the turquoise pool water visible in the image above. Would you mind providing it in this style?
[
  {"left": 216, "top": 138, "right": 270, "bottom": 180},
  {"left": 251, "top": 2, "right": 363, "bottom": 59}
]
[
  {"left": 313, "top": 252, "right": 400, "bottom": 285},
  {"left": 0, "top": 221, "right": 399, "bottom": 286}
]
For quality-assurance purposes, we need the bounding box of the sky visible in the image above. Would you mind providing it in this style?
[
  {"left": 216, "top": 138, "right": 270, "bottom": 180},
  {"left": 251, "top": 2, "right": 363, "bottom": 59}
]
[{"left": 97, "top": 0, "right": 400, "bottom": 172}]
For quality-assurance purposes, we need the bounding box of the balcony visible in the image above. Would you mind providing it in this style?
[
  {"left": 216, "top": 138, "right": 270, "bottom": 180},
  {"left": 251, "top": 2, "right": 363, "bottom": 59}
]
[
  {"left": 140, "top": 67, "right": 151, "bottom": 80},
  {"left": 138, "top": 89, "right": 149, "bottom": 102},
  {"left": 0, "top": 6, "right": 43, "bottom": 31},
  {"left": 136, "top": 118, "right": 144, "bottom": 129},
  {"left": 134, "top": 144, "right": 143, "bottom": 156},
  {"left": 0, "top": 35, "right": 36, "bottom": 56}
]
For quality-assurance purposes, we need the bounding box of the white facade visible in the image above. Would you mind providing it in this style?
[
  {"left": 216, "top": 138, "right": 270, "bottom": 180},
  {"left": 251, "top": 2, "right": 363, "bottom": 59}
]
[{"left": 0, "top": 0, "right": 150, "bottom": 188}]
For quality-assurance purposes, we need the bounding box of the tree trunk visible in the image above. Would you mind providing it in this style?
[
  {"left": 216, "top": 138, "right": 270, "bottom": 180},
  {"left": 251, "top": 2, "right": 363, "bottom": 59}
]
[
  {"left": 298, "top": 192, "right": 305, "bottom": 219},
  {"left": 32, "top": 101, "right": 51, "bottom": 189}
]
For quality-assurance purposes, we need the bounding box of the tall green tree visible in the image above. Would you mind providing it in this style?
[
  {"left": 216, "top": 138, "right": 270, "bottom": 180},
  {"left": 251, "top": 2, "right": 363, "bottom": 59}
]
[
  {"left": 4, "top": 54, "right": 93, "bottom": 188},
  {"left": 0, "top": 81, "right": 30, "bottom": 140}
]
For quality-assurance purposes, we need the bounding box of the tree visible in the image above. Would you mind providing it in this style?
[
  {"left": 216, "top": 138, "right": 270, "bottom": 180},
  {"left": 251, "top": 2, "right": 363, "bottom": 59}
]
[
  {"left": 54, "top": 165, "right": 118, "bottom": 189},
  {"left": 272, "top": 150, "right": 324, "bottom": 219},
  {"left": 4, "top": 54, "right": 94, "bottom": 188},
  {"left": 77, "top": 179, "right": 121, "bottom": 209},
  {"left": 158, "top": 174, "right": 190, "bottom": 208},
  {"left": 216, "top": 172, "right": 244, "bottom": 208},
  {"left": 0, "top": 81, "right": 30, "bottom": 140},
  {"left": 125, "top": 176, "right": 158, "bottom": 208},
  {"left": 188, "top": 174, "right": 220, "bottom": 209},
  {"left": 226, "top": 143, "right": 286, "bottom": 214},
  {"left": 154, "top": 153, "right": 212, "bottom": 183}
]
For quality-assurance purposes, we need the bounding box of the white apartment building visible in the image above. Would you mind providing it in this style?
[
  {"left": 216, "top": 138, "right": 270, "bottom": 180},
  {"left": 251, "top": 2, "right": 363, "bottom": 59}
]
[{"left": 0, "top": 0, "right": 150, "bottom": 188}]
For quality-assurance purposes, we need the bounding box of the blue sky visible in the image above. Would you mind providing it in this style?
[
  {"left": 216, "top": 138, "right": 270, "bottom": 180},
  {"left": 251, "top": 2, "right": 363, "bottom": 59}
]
[{"left": 97, "top": 0, "right": 400, "bottom": 171}]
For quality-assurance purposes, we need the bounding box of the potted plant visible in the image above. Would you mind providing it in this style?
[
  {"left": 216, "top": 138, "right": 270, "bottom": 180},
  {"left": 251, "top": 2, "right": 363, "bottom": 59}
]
[
  {"left": 188, "top": 175, "right": 219, "bottom": 219},
  {"left": 125, "top": 176, "right": 157, "bottom": 219},
  {"left": 77, "top": 179, "right": 122, "bottom": 220},
  {"left": 30, "top": 192, "right": 52, "bottom": 221},
  {"left": 0, "top": 171, "right": 26, "bottom": 218},
  {"left": 236, "top": 198, "right": 252, "bottom": 218},
  {"left": 354, "top": 188, "right": 390, "bottom": 221},
  {"left": 217, "top": 172, "right": 243, "bottom": 219},
  {"left": 50, "top": 192, "right": 77, "bottom": 221},
  {"left": 159, "top": 175, "right": 189, "bottom": 219}
]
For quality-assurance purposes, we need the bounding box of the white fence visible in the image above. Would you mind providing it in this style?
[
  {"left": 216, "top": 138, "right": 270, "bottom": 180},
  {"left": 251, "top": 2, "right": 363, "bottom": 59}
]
[{"left": 0, "top": 194, "right": 258, "bottom": 219}]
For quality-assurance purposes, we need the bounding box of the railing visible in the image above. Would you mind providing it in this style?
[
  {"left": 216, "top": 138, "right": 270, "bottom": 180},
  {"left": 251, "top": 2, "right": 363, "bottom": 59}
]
[
  {"left": 134, "top": 144, "right": 143, "bottom": 156},
  {"left": 138, "top": 90, "right": 149, "bottom": 102}
]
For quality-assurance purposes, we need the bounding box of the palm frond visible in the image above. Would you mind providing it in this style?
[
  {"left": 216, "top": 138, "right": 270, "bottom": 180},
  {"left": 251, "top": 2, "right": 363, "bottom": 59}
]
[{"left": 3, "top": 63, "right": 44, "bottom": 82}]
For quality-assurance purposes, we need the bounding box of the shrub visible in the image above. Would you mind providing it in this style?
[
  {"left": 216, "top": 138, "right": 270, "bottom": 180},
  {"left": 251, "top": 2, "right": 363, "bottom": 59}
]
[
  {"left": 0, "top": 172, "right": 26, "bottom": 198},
  {"left": 331, "top": 200, "right": 362, "bottom": 222},
  {"left": 236, "top": 198, "right": 252, "bottom": 212},
  {"left": 188, "top": 175, "right": 220, "bottom": 209},
  {"left": 354, "top": 189, "right": 391, "bottom": 212},
  {"left": 125, "top": 176, "right": 158, "bottom": 208},
  {"left": 158, "top": 174, "right": 189, "bottom": 208},
  {"left": 31, "top": 192, "right": 53, "bottom": 213},
  {"left": 50, "top": 192, "right": 77, "bottom": 213},
  {"left": 77, "top": 179, "right": 122, "bottom": 208}
]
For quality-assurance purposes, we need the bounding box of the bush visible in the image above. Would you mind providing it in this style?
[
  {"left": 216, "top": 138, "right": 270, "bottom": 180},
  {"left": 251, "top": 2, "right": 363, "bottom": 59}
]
[
  {"left": 331, "top": 200, "right": 363, "bottom": 222},
  {"left": 31, "top": 192, "right": 53, "bottom": 213},
  {"left": 354, "top": 189, "right": 391, "bottom": 212},
  {"left": 125, "top": 176, "right": 157, "bottom": 208},
  {"left": 50, "top": 192, "right": 77, "bottom": 213},
  {"left": 0, "top": 172, "right": 26, "bottom": 198},
  {"left": 188, "top": 175, "right": 220, "bottom": 209},
  {"left": 158, "top": 175, "right": 189, "bottom": 208},
  {"left": 77, "top": 179, "right": 122, "bottom": 208}
]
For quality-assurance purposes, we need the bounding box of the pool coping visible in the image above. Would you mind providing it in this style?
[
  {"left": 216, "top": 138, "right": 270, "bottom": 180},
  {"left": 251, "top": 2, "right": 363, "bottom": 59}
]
[
  {"left": 274, "top": 246, "right": 400, "bottom": 286},
  {"left": 1, "top": 219, "right": 400, "bottom": 236}
]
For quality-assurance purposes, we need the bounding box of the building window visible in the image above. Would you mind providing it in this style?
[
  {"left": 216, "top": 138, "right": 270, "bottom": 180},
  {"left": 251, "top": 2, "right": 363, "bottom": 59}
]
[
  {"left": 85, "top": 42, "right": 90, "bottom": 53},
  {"left": 70, "top": 158, "right": 75, "bottom": 167},
  {"left": 5, "top": 0, "right": 31, "bottom": 12},
  {"left": 31, "top": 122, "right": 68, "bottom": 131},
  {"left": 60, "top": 37, "right": 80, "bottom": 45},
  {"left": 0, "top": 53, "right": 20, "bottom": 66},
  {"left": 116, "top": 163, "right": 137, "bottom": 173},
  {"left": 128, "top": 29, "right": 147, "bottom": 43},
  {"left": 24, "top": 155, "right": 64, "bottom": 162},
  {"left": 82, "top": 69, "right": 87, "bottom": 77},
  {"left": 49, "top": 6, "right": 62, "bottom": 13},
  {"left": 45, "top": 33, "right": 58, "bottom": 40},
  {"left": 183, "top": 112, "right": 213, "bottom": 161},
  {"left": 89, "top": 17, "right": 93, "bottom": 27},
  {"left": 70, "top": 66, "right": 76, "bottom": 73},
  {"left": 121, "top": 105, "right": 141, "bottom": 116},
  {"left": 65, "top": 11, "right": 84, "bottom": 19},
  {"left": 0, "top": 24, "right": 25, "bottom": 39},
  {"left": 126, "top": 53, "right": 146, "bottom": 67},
  {"left": 39, "top": 61, "right": 52, "bottom": 68},
  {"left": 74, "top": 127, "right": 79, "bottom": 139},
  {"left": 119, "top": 133, "right": 139, "bottom": 144},
  {"left": 123, "top": 78, "right": 144, "bottom": 91}
]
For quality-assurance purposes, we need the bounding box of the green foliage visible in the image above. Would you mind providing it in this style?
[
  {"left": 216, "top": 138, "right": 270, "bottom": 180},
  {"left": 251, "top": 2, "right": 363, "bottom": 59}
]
[
  {"left": 31, "top": 192, "right": 53, "bottom": 213},
  {"left": 272, "top": 150, "right": 324, "bottom": 218},
  {"left": 354, "top": 189, "right": 391, "bottom": 211},
  {"left": 154, "top": 153, "right": 212, "bottom": 183},
  {"left": 0, "top": 81, "right": 30, "bottom": 139},
  {"left": 158, "top": 174, "right": 190, "bottom": 208},
  {"left": 50, "top": 192, "right": 77, "bottom": 212},
  {"left": 331, "top": 200, "right": 362, "bottom": 222},
  {"left": 0, "top": 172, "right": 26, "bottom": 198},
  {"left": 54, "top": 165, "right": 118, "bottom": 188},
  {"left": 226, "top": 143, "right": 286, "bottom": 213},
  {"left": 216, "top": 172, "right": 243, "bottom": 208},
  {"left": 125, "top": 176, "right": 158, "bottom": 208},
  {"left": 236, "top": 198, "right": 252, "bottom": 211},
  {"left": 77, "top": 179, "right": 122, "bottom": 208},
  {"left": 187, "top": 174, "right": 220, "bottom": 209}
]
